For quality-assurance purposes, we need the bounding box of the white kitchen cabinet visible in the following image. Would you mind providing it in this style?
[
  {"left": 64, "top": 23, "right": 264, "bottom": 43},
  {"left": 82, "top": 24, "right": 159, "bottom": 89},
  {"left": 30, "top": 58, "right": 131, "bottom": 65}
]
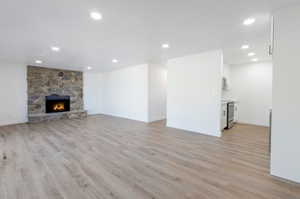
[
  {"left": 234, "top": 103, "right": 238, "bottom": 123},
  {"left": 221, "top": 103, "right": 227, "bottom": 130}
]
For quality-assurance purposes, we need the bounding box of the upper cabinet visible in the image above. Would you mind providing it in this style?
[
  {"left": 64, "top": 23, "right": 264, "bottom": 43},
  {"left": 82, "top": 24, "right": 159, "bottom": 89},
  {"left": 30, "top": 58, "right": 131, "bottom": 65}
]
[
  {"left": 222, "top": 77, "right": 230, "bottom": 90},
  {"left": 222, "top": 64, "right": 231, "bottom": 91},
  {"left": 269, "top": 16, "right": 274, "bottom": 56}
]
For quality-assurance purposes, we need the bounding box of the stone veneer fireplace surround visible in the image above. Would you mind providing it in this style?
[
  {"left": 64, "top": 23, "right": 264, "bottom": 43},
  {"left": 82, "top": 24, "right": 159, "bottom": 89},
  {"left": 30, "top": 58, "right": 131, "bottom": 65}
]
[{"left": 27, "top": 66, "right": 87, "bottom": 123}]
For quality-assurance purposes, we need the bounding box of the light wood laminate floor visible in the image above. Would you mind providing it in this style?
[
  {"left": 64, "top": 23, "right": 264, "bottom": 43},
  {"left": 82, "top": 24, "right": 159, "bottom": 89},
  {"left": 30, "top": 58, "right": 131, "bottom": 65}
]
[{"left": 0, "top": 115, "right": 299, "bottom": 199}]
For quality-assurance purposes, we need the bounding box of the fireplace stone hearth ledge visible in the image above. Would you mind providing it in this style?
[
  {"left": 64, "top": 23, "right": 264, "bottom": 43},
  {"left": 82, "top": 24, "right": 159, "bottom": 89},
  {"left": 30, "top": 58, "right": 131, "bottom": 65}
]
[{"left": 28, "top": 110, "right": 87, "bottom": 123}]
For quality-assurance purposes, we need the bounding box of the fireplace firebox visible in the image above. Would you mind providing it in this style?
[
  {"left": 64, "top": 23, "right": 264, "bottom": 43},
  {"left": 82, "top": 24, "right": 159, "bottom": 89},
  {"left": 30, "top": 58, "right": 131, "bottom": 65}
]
[{"left": 45, "top": 94, "right": 70, "bottom": 113}]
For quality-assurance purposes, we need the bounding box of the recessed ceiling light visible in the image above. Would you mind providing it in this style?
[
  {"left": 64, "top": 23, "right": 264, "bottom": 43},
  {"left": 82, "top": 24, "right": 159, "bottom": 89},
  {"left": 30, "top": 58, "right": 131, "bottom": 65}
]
[
  {"left": 51, "top": 46, "right": 60, "bottom": 52},
  {"left": 90, "top": 12, "right": 102, "bottom": 20},
  {"left": 243, "top": 18, "right": 256, "bottom": 26},
  {"left": 87, "top": 66, "right": 92, "bottom": 70},
  {"left": 162, "top": 43, "right": 170, "bottom": 49},
  {"left": 248, "top": 52, "right": 256, "bottom": 57},
  {"left": 241, "top": 45, "right": 249, "bottom": 49},
  {"left": 252, "top": 58, "right": 258, "bottom": 62},
  {"left": 112, "top": 59, "right": 119, "bottom": 63},
  {"left": 35, "top": 60, "right": 43, "bottom": 64}
]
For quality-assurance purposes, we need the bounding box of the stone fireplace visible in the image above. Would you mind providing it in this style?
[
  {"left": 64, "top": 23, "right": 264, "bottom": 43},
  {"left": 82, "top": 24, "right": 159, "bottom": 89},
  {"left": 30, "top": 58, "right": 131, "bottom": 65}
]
[{"left": 27, "top": 66, "right": 87, "bottom": 123}]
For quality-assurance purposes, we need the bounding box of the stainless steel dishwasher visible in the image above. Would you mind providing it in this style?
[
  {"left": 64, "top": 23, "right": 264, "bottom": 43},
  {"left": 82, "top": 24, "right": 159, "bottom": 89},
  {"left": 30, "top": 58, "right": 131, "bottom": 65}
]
[
  {"left": 269, "top": 109, "right": 272, "bottom": 153},
  {"left": 226, "top": 102, "right": 235, "bottom": 129}
]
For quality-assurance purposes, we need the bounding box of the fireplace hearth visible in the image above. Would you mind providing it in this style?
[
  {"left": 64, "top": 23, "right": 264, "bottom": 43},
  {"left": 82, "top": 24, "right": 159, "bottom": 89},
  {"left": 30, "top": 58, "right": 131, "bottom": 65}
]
[{"left": 46, "top": 94, "right": 70, "bottom": 113}]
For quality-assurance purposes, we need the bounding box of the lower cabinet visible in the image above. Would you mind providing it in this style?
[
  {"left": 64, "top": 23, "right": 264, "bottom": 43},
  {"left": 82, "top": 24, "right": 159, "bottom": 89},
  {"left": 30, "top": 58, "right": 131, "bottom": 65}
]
[
  {"left": 221, "top": 103, "right": 228, "bottom": 130},
  {"left": 234, "top": 103, "right": 238, "bottom": 123}
]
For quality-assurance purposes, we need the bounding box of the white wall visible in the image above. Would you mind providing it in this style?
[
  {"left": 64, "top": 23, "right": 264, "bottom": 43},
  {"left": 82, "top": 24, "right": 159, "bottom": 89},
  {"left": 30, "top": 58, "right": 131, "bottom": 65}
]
[
  {"left": 83, "top": 72, "right": 103, "bottom": 115},
  {"left": 148, "top": 64, "right": 167, "bottom": 122},
  {"left": 271, "top": 5, "right": 300, "bottom": 183},
  {"left": 167, "top": 50, "right": 223, "bottom": 137},
  {"left": 229, "top": 62, "right": 273, "bottom": 126},
  {"left": 0, "top": 63, "right": 27, "bottom": 126},
  {"left": 0, "top": 62, "right": 167, "bottom": 126},
  {"left": 101, "top": 64, "right": 149, "bottom": 122}
]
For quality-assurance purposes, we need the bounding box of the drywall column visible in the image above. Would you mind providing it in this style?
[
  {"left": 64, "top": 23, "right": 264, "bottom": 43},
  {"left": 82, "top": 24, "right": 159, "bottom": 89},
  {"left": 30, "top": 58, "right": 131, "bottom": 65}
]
[
  {"left": 167, "top": 50, "right": 223, "bottom": 137},
  {"left": 271, "top": 4, "right": 300, "bottom": 183}
]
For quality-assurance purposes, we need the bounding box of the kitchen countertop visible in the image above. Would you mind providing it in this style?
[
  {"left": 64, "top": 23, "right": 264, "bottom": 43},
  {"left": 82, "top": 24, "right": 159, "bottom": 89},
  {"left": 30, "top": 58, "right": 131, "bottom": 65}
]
[
  {"left": 222, "top": 98, "right": 237, "bottom": 101},
  {"left": 222, "top": 99, "right": 237, "bottom": 104}
]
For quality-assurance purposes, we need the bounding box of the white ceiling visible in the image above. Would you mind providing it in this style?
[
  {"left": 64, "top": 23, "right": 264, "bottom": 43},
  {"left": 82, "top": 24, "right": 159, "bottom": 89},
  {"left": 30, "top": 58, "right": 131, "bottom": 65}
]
[{"left": 0, "top": 0, "right": 297, "bottom": 71}]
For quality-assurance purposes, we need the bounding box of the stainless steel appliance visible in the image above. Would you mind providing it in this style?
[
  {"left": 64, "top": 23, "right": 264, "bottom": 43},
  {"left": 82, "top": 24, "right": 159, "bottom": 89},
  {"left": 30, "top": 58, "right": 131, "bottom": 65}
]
[
  {"left": 226, "top": 102, "right": 235, "bottom": 129},
  {"left": 269, "top": 109, "right": 272, "bottom": 153}
]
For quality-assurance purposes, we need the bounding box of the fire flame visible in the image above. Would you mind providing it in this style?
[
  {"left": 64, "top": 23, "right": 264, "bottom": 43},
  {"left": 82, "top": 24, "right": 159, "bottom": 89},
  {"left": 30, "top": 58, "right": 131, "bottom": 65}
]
[{"left": 53, "top": 103, "right": 65, "bottom": 111}]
